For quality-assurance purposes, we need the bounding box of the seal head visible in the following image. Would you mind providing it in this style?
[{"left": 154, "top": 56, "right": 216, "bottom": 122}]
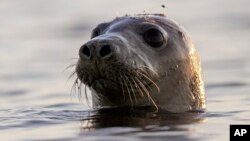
[{"left": 75, "top": 14, "right": 205, "bottom": 112}]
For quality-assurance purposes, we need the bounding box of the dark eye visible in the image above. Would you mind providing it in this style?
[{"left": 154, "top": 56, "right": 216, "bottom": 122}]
[
  {"left": 91, "top": 28, "right": 100, "bottom": 38},
  {"left": 143, "top": 28, "right": 164, "bottom": 48}
]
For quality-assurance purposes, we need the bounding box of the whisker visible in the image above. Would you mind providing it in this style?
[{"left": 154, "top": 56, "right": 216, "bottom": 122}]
[
  {"left": 67, "top": 71, "right": 76, "bottom": 82},
  {"left": 134, "top": 76, "right": 150, "bottom": 101},
  {"left": 131, "top": 77, "right": 144, "bottom": 97},
  {"left": 63, "top": 64, "right": 76, "bottom": 72},
  {"left": 136, "top": 70, "right": 160, "bottom": 93},
  {"left": 121, "top": 73, "right": 134, "bottom": 107},
  {"left": 135, "top": 72, "right": 157, "bottom": 99},
  {"left": 84, "top": 84, "right": 91, "bottom": 107},
  {"left": 124, "top": 75, "right": 137, "bottom": 103},
  {"left": 78, "top": 81, "right": 83, "bottom": 103},
  {"left": 138, "top": 66, "right": 158, "bottom": 76},
  {"left": 119, "top": 73, "right": 126, "bottom": 101},
  {"left": 137, "top": 67, "right": 151, "bottom": 76},
  {"left": 134, "top": 76, "right": 158, "bottom": 111},
  {"left": 70, "top": 78, "right": 78, "bottom": 98}
]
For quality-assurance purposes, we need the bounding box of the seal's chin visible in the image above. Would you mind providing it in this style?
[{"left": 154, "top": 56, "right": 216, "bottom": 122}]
[{"left": 90, "top": 78, "right": 119, "bottom": 94}]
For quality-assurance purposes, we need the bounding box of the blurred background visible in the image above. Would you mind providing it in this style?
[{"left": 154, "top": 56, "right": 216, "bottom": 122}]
[{"left": 0, "top": 0, "right": 250, "bottom": 141}]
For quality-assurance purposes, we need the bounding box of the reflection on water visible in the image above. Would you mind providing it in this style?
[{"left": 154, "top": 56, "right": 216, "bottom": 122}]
[
  {"left": 79, "top": 108, "right": 206, "bottom": 141},
  {"left": 80, "top": 107, "right": 205, "bottom": 129},
  {"left": 1, "top": 0, "right": 250, "bottom": 141}
]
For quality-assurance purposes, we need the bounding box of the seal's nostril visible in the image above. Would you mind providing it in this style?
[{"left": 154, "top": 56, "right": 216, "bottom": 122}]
[
  {"left": 100, "top": 45, "right": 112, "bottom": 57},
  {"left": 81, "top": 45, "right": 91, "bottom": 57}
]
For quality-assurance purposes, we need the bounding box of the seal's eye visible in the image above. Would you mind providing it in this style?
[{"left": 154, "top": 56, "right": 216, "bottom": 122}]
[
  {"left": 91, "top": 28, "right": 100, "bottom": 38},
  {"left": 143, "top": 28, "right": 164, "bottom": 48}
]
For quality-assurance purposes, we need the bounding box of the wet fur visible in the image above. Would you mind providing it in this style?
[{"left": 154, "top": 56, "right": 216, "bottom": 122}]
[{"left": 73, "top": 14, "right": 206, "bottom": 113}]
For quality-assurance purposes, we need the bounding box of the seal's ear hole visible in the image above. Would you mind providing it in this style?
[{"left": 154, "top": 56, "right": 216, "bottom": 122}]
[
  {"left": 143, "top": 28, "right": 164, "bottom": 48},
  {"left": 91, "top": 28, "right": 100, "bottom": 38}
]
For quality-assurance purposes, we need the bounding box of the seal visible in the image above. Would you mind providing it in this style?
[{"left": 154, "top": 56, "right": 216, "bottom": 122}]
[{"left": 75, "top": 14, "right": 205, "bottom": 113}]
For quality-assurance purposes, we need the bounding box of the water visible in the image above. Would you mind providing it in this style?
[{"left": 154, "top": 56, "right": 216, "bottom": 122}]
[{"left": 1, "top": 0, "right": 250, "bottom": 141}]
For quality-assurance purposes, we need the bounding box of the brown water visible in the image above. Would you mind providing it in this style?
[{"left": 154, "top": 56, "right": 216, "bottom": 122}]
[{"left": 1, "top": 0, "right": 250, "bottom": 141}]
